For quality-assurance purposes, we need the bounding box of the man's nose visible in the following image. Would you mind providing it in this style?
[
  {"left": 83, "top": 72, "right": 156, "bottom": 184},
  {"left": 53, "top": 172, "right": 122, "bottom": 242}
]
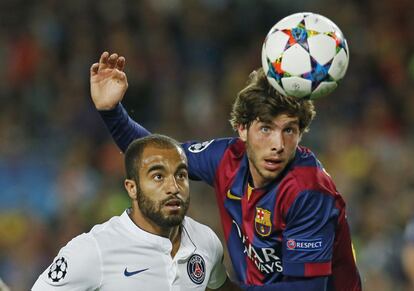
[
  {"left": 166, "top": 175, "right": 180, "bottom": 195},
  {"left": 271, "top": 131, "right": 285, "bottom": 153}
]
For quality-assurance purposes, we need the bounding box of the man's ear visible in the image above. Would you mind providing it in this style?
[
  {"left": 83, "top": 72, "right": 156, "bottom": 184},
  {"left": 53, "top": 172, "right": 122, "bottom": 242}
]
[
  {"left": 237, "top": 124, "right": 247, "bottom": 142},
  {"left": 124, "top": 179, "right": 137, "bottom": 200}
]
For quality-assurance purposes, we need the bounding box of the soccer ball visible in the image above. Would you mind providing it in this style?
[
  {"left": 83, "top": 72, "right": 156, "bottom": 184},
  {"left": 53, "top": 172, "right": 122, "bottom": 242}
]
[{"left": 261, "top": 12, "right": 349, "bottom": 99}]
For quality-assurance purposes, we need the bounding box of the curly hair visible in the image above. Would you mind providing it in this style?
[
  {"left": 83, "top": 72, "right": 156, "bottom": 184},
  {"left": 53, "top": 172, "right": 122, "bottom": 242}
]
[{"left": 229, "top": 68, "right": 316, "bottom": 133}]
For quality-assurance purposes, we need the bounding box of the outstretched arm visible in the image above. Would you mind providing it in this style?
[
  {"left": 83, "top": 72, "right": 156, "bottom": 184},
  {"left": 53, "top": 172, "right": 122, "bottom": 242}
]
[{"left": 90, "top": 52, "right": 150, "bottom": 152}]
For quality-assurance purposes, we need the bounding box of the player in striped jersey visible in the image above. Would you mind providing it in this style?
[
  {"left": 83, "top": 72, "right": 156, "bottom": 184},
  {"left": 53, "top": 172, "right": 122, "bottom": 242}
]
[{"left": 89, "top": 52, "right": 362, "bottom": 291}]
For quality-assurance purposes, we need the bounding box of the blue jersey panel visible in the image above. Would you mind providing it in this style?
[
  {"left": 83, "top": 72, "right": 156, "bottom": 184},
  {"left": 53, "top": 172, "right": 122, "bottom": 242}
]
[
  {"left": 181, "top": 138, "right": 237, "bottom": 186},
  {"left": 282, "top": 191, "right": 337, "bottom": 276}
]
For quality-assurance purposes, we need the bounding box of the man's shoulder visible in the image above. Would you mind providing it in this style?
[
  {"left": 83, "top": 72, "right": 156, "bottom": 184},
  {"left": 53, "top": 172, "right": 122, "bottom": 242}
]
[
  {"left": 279, "top": 147, "right": 338, "bottom": 197},
  {"left": 57, "top": 232, "right": 96, "bottom": 256},
  {"left": 183, "top": 216, "right": 216, "bottom": 236},
  {"left": 88, "top": 213, "right": 134, "bottom": 249},
  {"left": 183, "top": 217, "right": 221, "bottom": 248},
  {"left": 89, "top": 214, "right": 123, "bottom": 235},
  {"left": 58, "top": 218, "right": 117, "bottom": 257},
  {"left": 184, "top": 137, "right": 243, "bottom": 156},
  {"left": 221, "top": 137, "right": 246, "bottom": 159},
  {"left": 295, "top": 146, "right": 322, "bottom": 168},
  {"left": 213, "top": 137, "right": 246, "bottom": 171}
]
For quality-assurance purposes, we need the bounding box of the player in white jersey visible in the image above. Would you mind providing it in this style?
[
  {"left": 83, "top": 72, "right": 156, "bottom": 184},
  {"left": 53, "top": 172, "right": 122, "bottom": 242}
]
[{"left": 32, "top": 134, "right": 240, "bottom": 291}]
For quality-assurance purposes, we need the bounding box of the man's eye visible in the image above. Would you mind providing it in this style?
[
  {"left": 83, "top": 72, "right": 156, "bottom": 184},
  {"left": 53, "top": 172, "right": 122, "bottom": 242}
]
[
  {"left": 176, "top": 172, "right": 188, "bottom": 180},
  {"left": 153, "top": 174, "right": 163, "bottom": 181},
  {"left": 260, "top": 126, "right": 270, "bottom": 133},
  {"left": 284, "top": 127, "right": 297, "bottom": 134}
]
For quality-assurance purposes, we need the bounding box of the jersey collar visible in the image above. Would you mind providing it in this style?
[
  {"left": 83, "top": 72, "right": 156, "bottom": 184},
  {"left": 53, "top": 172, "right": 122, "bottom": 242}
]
[
  {"left": 172, "top": 218, "right": 197, "bottom": 261},
  {"left": 120, "top": 209, "right": 196, "bottom": 259},
  {"left": 120, "top": 209, "right": 173, "bottom": 254}
]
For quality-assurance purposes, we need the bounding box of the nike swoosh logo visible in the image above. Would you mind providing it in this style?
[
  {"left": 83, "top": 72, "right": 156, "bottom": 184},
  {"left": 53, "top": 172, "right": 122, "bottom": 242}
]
[
  {"left": 226, "top": 190, "right": 241, "bottom": 200},
  {"left": 124, "top": 267, "right": 149, "bottom": 277}
]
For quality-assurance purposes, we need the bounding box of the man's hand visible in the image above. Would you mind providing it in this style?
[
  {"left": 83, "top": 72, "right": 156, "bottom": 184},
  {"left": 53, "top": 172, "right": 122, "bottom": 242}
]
[{"left": 90, "top": 51, "right": 128, "bottom": 110}]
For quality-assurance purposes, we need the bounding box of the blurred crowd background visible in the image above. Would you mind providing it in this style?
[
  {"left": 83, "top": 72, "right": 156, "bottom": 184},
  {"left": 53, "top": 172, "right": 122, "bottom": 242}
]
[{"left": 0, "top": 0, "right": 414, "bottom": 290}]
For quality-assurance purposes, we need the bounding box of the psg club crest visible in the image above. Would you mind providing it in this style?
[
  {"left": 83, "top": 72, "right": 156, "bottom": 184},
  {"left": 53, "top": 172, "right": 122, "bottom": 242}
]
[
  {"left": 255, "top": 208, "right": 272, "bottom": 237},
  {"left": 187, "top": 254, "right": 206, "bottom": 285},
  {"left": 48, "top": 257, "right": 68, "bottom": 283}
]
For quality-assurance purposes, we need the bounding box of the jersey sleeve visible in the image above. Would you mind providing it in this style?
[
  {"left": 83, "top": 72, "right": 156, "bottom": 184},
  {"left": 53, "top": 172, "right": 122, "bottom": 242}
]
[
  {"left": 282, "top": 191, "right": 337, "bottom": 277},
  {"left": 181, "top": 138, "right": 235, "bottom": 186},
  {"left": 206, "top": 229, "right": 227, "bottom": 289},
  {"left": 31, "top": 233, "right": 102, "bottom": 291},
  {"left": 99, "top": 103, "right": 151, "bottom": 152}
]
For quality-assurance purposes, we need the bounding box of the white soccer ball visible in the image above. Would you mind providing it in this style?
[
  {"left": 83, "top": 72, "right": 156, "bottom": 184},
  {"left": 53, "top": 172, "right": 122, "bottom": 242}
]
[{"left": 261, "top": 12, "right": 349, "bottom": 99}]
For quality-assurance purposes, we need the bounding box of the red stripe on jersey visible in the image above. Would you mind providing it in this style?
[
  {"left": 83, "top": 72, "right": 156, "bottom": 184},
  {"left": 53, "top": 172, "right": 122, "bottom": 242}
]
[
  {"left": 213, "top": 140, "right": 245, "bottom": 240},
  {"left": 242, "top": 189, "right": 265, "bottom": 284},
  {"left": 275, "top": 166, "right": 339, "bottom": 220},
  {"left": 245, "top": 254, "right": 265, "bottom": 284},
  {"left": 304, "top": 262, "right": 332, "bottom": 277}
]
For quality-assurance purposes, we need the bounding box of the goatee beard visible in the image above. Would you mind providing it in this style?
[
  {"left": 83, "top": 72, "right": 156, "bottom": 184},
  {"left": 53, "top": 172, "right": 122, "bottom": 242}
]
[{"left": 138, "top": 194, "right": 190, "bottom": 228}]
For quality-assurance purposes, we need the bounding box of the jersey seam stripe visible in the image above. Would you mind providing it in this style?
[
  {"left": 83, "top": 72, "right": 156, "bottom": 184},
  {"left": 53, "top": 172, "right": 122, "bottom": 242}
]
[{"left": 182, "top": 224, "right": 198, "bottom": 252}]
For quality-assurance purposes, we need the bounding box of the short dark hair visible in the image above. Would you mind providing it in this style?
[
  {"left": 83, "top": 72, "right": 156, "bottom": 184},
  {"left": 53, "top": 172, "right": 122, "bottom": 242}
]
[
  {"left": 124, "top": 134, "right": 183, "bottom": 180},
  {"left": 229, "top": 68, "right": 316, "bottom": 133}
]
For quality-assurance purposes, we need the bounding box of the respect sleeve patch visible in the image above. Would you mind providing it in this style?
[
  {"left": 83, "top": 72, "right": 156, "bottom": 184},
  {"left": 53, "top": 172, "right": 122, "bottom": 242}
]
[{"left": 286, "top": 238, "right": 323, "bottom": 252}]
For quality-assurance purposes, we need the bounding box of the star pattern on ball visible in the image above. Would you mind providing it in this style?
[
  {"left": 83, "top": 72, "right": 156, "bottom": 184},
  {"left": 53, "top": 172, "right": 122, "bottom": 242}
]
[
  {"left": 266, "top": 57, "right": 287, "bottom": 92},
  {"left": 302, "top": 57, "right": 333, "bottom": 90},
  {"left": 267, "top": 57, "right": 283, "bottom": 80},
  {"left": 282, "top": 20, "right": 320, "bottom": 52},
  {"left": 48, "top": 257, "right": 68, "bottom": 283},
  {"left": 327, "top": 31, "right": 347, "bottom": 52}
]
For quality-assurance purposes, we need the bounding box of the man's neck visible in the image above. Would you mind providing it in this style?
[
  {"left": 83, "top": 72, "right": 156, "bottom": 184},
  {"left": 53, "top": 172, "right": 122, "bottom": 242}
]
[
  {"left": 128, "top": 207, "right": 182, "bottom": 257},
  {"left": 169, "top": 225, "right": 182, "bottom": 258}
]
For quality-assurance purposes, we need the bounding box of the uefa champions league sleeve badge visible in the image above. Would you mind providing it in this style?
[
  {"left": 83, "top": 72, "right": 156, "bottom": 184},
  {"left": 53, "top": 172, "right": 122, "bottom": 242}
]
[
  {"left": 47, "top": 257, "right": 68, "bottom": 283},
  {"left": 188, "top": 140, "right": 214, "bottom": 153}
]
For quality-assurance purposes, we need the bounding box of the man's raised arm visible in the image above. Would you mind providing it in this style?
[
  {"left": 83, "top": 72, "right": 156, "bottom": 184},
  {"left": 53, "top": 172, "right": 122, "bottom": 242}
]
[{"left": 90, "top": 52, "right": 150, "bottom": 152}]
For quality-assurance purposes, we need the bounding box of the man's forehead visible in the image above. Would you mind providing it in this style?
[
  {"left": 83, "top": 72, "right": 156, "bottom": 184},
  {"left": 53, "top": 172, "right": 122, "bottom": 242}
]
[
  {"left": 140, "top": 145, "right": 187, "bottom": 167},
  {"left": 258, "top": 114, "right": 299, "bottom": 125}
]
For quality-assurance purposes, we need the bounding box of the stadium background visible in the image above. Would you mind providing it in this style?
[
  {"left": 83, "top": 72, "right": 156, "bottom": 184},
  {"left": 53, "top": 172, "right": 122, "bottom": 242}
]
[{"left": 0, "top": 0, "right": 414, "bottom": 290}]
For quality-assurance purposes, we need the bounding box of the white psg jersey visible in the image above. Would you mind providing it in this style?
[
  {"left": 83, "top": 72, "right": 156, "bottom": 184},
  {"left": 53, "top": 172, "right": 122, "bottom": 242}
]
[{"left": 32, "top": 210, "right": 227, "bottom": 291}]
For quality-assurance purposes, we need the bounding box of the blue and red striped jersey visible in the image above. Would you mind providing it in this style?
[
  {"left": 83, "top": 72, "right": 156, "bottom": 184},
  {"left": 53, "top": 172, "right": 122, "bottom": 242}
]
[{"left": 183, "top": 137, "right": 361, "bottom": 291}]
